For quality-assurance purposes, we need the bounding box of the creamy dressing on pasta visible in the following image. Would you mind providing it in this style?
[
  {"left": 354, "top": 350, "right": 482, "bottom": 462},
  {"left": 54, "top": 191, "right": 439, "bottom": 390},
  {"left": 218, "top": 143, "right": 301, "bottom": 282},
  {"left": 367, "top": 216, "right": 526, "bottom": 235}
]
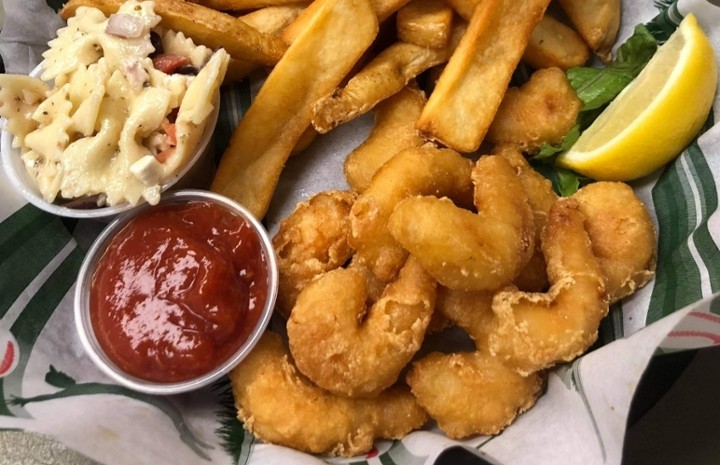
[{"left": 0, "top": 0, "right": 229, "bottom": 207}]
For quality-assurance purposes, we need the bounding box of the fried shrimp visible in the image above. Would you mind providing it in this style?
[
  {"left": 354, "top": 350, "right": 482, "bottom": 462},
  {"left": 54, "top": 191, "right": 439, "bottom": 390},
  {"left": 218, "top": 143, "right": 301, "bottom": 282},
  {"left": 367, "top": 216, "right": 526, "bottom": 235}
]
[
  {"left": 495, "top": 145, "right": 558, "bottom": 291},
  {"left": 230, "top": 331, "right": 428, "bottom": 457},
  {"left": 488, "top": 197, "right": 609, "bottom": 375},
  {"left": 272, "top": 190, "right": 357, "bottom": 318},
  {"left": 343, "top": 84, "right": 427, "bottom": 192},
  {"left": 436, "top": 286, "right": 495, "bottom": 349},
  {"left": 486, "top": 67, "right": 583, "bottom": 153},
  {"left": 387, "top": 155, "right": 535, "bottom": 291},
  {"left": 287, "top": 256, "right": 436, "bottom": 397},
  {"left": 406, "top": 351, "right": 543, "bottom": 438},
  {"left": 572, "top": 182, "right": 656, "bottom": 303},
  {"left": 349, "top": 145, "right": 474, "bottom": 282}
]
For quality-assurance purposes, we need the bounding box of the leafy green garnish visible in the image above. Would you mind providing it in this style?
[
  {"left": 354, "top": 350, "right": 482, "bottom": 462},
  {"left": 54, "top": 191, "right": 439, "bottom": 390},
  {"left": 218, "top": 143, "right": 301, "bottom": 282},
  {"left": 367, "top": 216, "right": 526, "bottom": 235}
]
[
  {"left": 531, "top": 24, "right": 659, "bottom": 196},
  {"left": 569, "top": 25, "right": 658, "bottom": 111},
  {"left": 535, "top": 124, "right": 581, "bottom": 160}
]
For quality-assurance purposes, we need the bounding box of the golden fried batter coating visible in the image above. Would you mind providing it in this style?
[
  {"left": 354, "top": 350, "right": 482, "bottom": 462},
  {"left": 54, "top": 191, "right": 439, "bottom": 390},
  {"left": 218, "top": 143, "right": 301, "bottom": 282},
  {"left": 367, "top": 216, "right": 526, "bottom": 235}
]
[
  {"left": 494, "top": 145, "right": 558, "bottom": 291},
  {"left": 350, "top": 145, "right": 474, "bottom": 282},
  {"left": 344, "top": 84, "right": 427, "bottom": 192},
  {"left": 272, "top": 190, "right": 357, "bottom": 318},
  {"left": 287, "top": 256, "right": 436, "bottom": 397},
  {"left": 388, "top": 155, "right": 535, "bottom": 291},
  {"left": 488, "top": 197, "right": 609, "bottom": 375},
  {"left": 230, "top": 332, "right": 428, "bottom": 457},
  {"left": 406, "top": 351, "right": 543, "bottom": 439},
  {"left": 572, "top": 182, "right": 656, "bottom": 303},
  {"left": 436, "top": 286, "right": 494, "bottom": 350},
  {"left": 486, "top": 67, "right": 582, "bottom": 153}
]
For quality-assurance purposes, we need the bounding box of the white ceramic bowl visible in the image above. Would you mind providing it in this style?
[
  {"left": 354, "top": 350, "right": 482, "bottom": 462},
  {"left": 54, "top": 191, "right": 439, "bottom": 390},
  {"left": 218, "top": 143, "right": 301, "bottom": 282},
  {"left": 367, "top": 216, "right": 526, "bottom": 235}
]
[
  {"left": 0, "top": 64, "right": 219, "bottom": 219},
  {"left": 74, "top": 190, "right": 278, "bottom": 395}
]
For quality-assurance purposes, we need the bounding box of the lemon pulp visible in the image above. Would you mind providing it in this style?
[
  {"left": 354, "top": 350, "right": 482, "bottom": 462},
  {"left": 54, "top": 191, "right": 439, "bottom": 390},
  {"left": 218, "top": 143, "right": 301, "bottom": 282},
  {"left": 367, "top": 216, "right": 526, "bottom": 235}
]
[{"left": 557, "top": 14, "right": 718, "bottom": 181}]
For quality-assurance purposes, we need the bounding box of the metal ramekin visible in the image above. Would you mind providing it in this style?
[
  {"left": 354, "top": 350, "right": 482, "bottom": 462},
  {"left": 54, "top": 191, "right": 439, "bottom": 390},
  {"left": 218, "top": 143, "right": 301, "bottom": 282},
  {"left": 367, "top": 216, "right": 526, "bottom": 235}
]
[{"left": 74, "top": 189, "right": 278, "bottom": 394}]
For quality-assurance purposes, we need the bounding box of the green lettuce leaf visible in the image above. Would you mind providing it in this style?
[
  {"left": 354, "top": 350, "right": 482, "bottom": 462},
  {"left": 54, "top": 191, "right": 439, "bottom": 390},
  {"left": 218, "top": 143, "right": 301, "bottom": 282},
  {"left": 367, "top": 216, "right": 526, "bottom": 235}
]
[{"left": 569, "top": 25, "right": 658, "bottom": 111}]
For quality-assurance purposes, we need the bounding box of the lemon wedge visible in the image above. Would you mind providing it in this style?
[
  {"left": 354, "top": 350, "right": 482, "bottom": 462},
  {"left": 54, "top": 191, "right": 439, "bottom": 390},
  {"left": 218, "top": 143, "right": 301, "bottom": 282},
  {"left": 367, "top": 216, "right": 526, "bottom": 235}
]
[{"left": 557, "top": 14, "right": 718, "bottom": 181}]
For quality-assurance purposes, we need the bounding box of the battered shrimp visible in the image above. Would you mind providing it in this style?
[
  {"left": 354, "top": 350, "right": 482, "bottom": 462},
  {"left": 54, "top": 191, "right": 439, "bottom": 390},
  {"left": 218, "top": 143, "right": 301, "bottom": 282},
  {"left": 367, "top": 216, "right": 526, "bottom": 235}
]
[
  {"left": 436, "top": 286, "right": 494, "bottom": 350},
  {"left": 344, "top": 84, "right": 427, "bottom": 192},
  {"left": 272, "top": 190, "right": 357, "bottom": 318},
  {"left": 486, "top": 67, "right": 583, "bottom": 153},
  {"left": 287, "top": 256, "right": 436, "bottom": 397},
  {"left": 230, "top": 332, "right": 428, "bottom": 457},
  {"left": 572, "top": 182, "right": 656, "bottom": 303},
  {"left": 406, "top": 351, "right": 543, "bottom": 439},
  {"left": 387, "top": 155, "right": 535, "bottom": 291},
  {"left": 495, "top": 145, "right": 558, "bottom": 291},
  {"left": 349, "top": 145, "right": 474, "bottom": 282},
  {"left": 488, "top": 197, "right": 609, "bottom": 375}
]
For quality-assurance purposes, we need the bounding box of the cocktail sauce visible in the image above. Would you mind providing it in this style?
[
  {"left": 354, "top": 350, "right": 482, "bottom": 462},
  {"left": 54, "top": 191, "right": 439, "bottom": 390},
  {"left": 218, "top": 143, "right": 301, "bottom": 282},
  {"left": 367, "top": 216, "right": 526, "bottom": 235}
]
[{"left": 90, "top": 200, "right": 269, "bottom": 382}]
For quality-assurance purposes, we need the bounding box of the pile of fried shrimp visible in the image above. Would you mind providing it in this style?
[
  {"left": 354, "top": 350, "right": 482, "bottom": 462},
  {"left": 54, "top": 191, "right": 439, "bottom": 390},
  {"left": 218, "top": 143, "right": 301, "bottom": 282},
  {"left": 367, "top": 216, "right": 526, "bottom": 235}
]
[
  {"left": 229, "top": 140, "right": 656, "bottom": 456},
  {"left": 215, "top": 0, "right": 658, "bottom": 458}
]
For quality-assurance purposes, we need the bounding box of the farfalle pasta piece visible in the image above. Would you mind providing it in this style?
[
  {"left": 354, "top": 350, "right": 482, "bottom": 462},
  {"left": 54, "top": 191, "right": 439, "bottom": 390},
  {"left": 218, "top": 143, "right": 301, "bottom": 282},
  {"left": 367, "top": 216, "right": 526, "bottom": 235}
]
[{"left": 0, "top": 75, "right": 49, "bottom": 148}]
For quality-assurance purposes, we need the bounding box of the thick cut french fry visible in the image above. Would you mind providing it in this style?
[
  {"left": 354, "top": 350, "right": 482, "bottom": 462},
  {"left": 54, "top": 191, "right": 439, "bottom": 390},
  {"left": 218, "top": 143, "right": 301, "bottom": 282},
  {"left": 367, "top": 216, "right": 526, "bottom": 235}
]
[
  {"left": 223, "top": 5, "right": 307, "bottom": 83},
  {"left": 281, "top": 0, "right": 321, "bottom": 44},
  {"left": 197, "top": 0, "right": 305, "bottom": 11},
  {"left": 344, "top": 85, "right": 427, "bottom": 192},
  {"left": 558, "top": 0, "right": 621, "bottom": 63},
  {"left": 60, "top": 0, "right": 287, "bottom": 66},
  {"left": 210, "top": 0, "right": 378, "bottom": 218},
  {"left": 524, "top": 15, "right": 590, "bottom": 70},
  {"left": 290, "top": 126, "right": 319, "bottom": 156},
  {"left": 282, "top": 0, "right": 410, "bottom": 44},
  {"left": 312, "top": 22, "right": 464, "bottom": 133},
  {"left": 416, "top": 0, "right": 550, "bottom": 153},
  {"left": 239, "top": 4, "right": 308, "bottom": 35},
  {"left": 374, "top": 0, "right": 414, "bottom": 22},
  {"left": 396, "top": 0, "right": 453, "bottom": 49},
  {"left": 443, "top": 0, "right": 584, "bottom": 71},
  {"left": 311, "top": 42, "right": 446, "bottom": 133}
]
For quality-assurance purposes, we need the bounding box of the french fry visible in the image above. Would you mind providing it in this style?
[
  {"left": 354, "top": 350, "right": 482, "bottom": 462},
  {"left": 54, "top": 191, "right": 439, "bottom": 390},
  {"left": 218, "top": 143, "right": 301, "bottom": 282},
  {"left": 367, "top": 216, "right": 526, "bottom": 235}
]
[
  {"left": 441, "top": 0, "right": 475, "bottom": 20},
  {"left": 396, "top": 0, "right": 454, "bottom": 49},
  {"left": 374, "top": 0, "right": 414, "bottom": 22},
  {"left": 524, "top": 15, "right": 590, "bottom": 70},
  {"left": 196, "top": 0, "right": 306, "bottom": 11},
  {"left": 344, "top": 84, "right": 427, "bottom": 192},
  {"left": 239, "top": 4, "right": 308, "bottom": 35},
  {"left": 416, "top": 0, "right": 550, "bottom": 153},
  {"left": 311, "top": 21, "right": 464, "bottom": 134},
  {"left": 311, "top": 43, "right": 445, "bottom": 133},
  {"left": 290, "top": 126, "right": 319, "bottom": 156},
  {"left": 222, "top": 6, "right": 307, "bottom": 84},
  {"left": 60, "top": 0, "right": 287, "bottom": 66},
  {"left": 282, "top": 0, "right": 410, "bottom": 44},
  {"left": 210, "top": 0, "right": 378, "bottom": 218},
  {"left": 558, "top": 0, "right": 621, "bottom": 63},
  {"left": 443, "top": 0, "right": 584, "bottom": 71}
]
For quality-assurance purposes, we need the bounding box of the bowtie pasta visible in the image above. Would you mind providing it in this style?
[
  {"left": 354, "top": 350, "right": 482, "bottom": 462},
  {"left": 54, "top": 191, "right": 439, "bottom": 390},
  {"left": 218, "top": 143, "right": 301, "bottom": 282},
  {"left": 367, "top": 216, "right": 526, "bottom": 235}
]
[{"left": 0, "top": 0, "right": 229, "bottom": 207}]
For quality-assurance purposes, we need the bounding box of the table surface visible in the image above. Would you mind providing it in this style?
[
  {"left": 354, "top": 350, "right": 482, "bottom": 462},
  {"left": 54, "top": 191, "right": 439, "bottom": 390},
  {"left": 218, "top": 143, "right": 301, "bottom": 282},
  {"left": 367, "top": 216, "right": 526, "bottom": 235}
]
[{"left": 623, "top": 346, "right": 720, "bottom": 464}]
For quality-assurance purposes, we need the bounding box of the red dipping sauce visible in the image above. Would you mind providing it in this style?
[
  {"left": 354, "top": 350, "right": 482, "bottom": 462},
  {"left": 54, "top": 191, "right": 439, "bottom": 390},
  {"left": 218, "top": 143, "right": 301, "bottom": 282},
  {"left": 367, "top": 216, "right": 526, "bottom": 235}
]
[{"left": 90, "top": 200, "right": 269, "bottom": 383}]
